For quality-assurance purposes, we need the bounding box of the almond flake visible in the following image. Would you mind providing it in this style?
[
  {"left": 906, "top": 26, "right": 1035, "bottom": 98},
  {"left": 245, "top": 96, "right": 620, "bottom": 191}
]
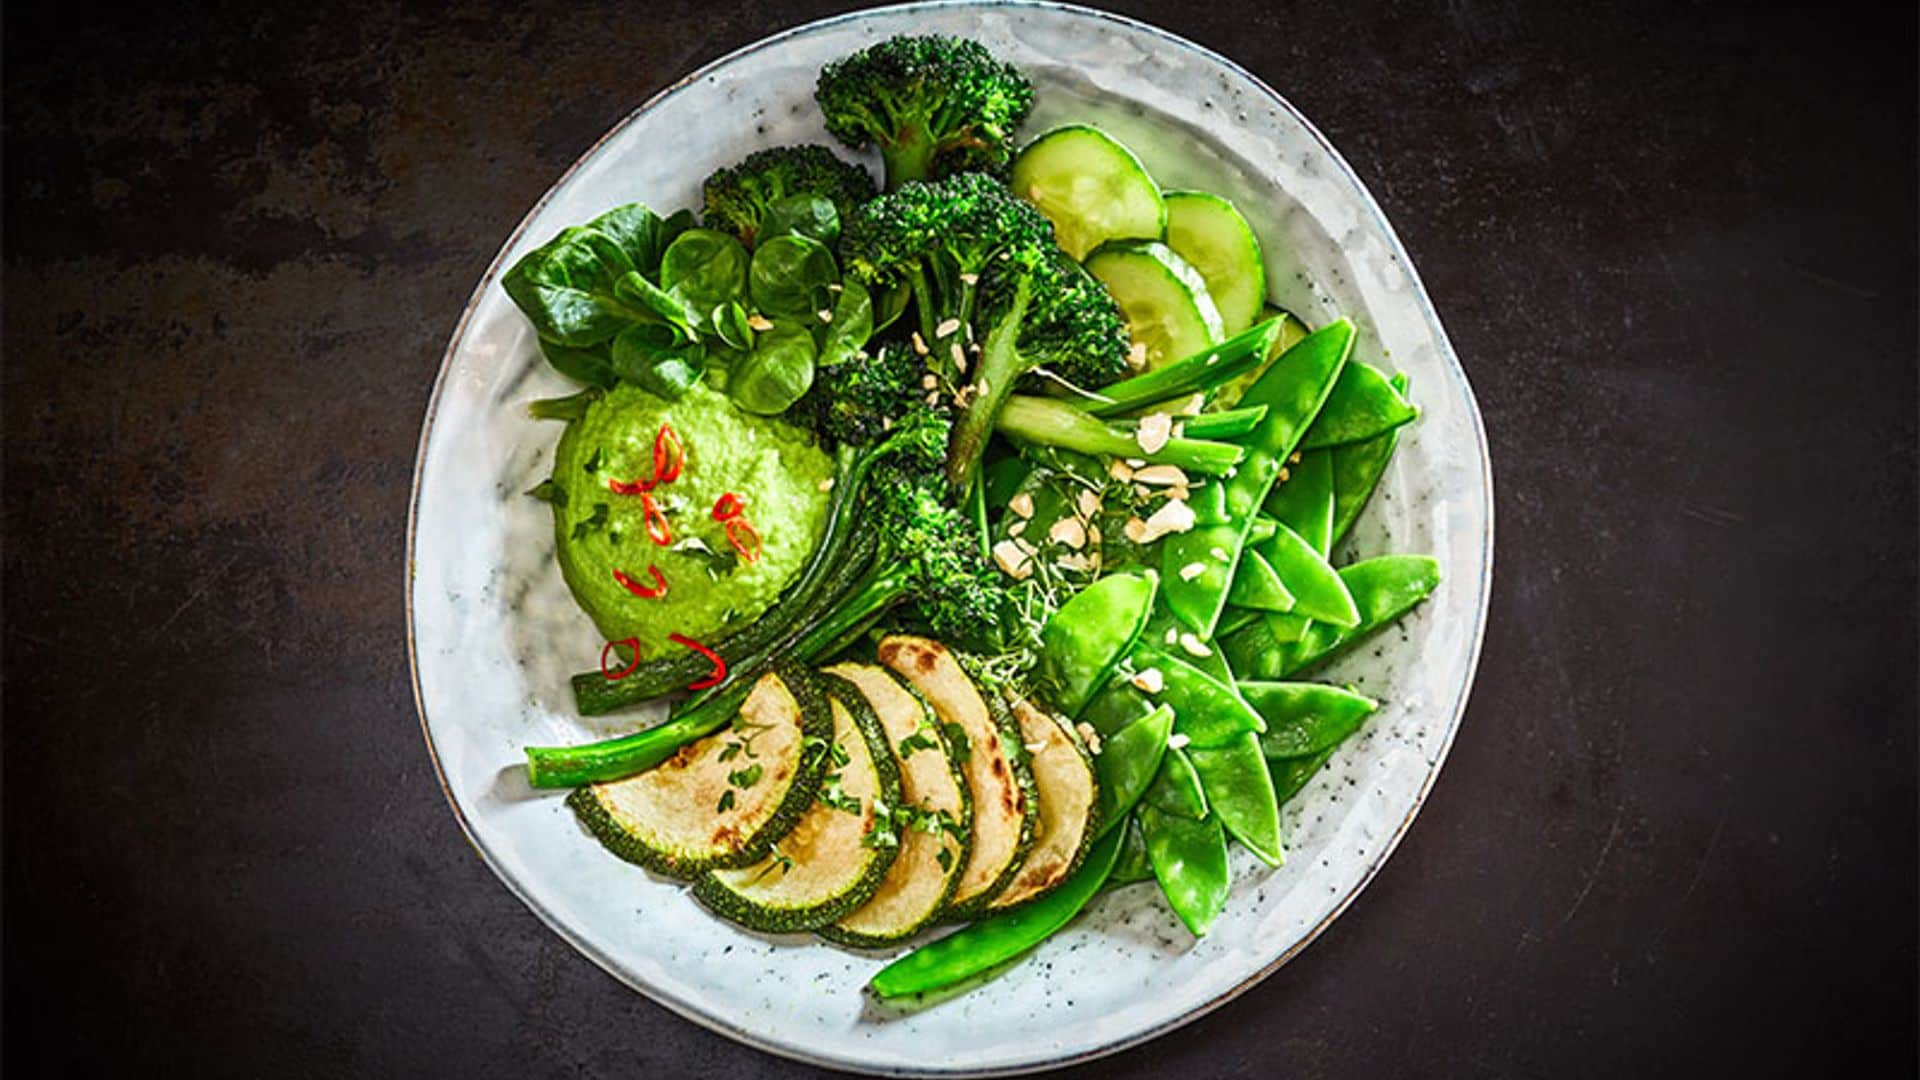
[
  {"left": 1076, "top": 489, "right": 1102, "bottom": 519},
  {"left": 1009, "top": 492, "right": 1035, "bottom": 519},
  {"left": 921, "top": 374, "right": 938, "bottom": 390},
  {"left": 817, "top": 477, "right": 835, "bottom": 492},
  {"left": 951, "top": 341, "right": 965, "bottom": 368},
  {"left": 818, "top": 308, "right": 834, "bottom": 323},
  {"left": 1126, "top": 457, "right": 1147, "bottom": 468},
  {"left": 911, "top": 332, "right": 929, "bottom": 355},
  {"left": 1124, "top": 517, "right": 1149, "bottom": 544},
  {"left": 1108, "top": 459, "right": 1135, "bottom": 483},
  {"left": 1130, "top": 667, "right": 1165, "bottom": 694},
  {"left": 1177, "top": 632, "right": 1212, "bottom": 659},
  {"left": 1127, "top": 341, "right": 1149, "bottom": 370},
  {"left": 1087, "top": 523, "right": 1102, "bottom": 544},
  {"left": 747, "top": 314, "right": 775, "bottom": 331},
  {"left": 1167, "top": 733, "right": 1192, "bottom": 750},
  {"left": 1135, "top": 412, "right": 1174, "bottom": 455},
  {"left": 1164, "top": 626, "right": 1179, "bottom": 646},
  {"left": 1136, "top": 498, "right": 1197, "bottom": 542},
  {"left": 1166, "top": 485, "right": 1191, "bottom": 502},
  {"left": 1008, "top": 518, "right": 1028, "bottom": 537},
  {"left": 960, "top": 272, "right": 979, "bottom": 286},
  {"left": 1056, "top": 551, "right": 1097, "bottom": 573},
  {"left": 1175, "top": 393, "right": 1205, "bottom": 416},
  {"left": 1210, "top": 546, "right": 1230, "bottom": 562},
  {"left": 992, "top": 539, "right": 1035, "bottom": 580},
  {"left": 1049, "top": 517, "right": 1088, "bottom": 549},
  {"left": 1132, "top": 464, "right": 1189, "bottom": 487},
  {"left": 934, "top": 318, "right": 961, "bottom": 339},
  {"left": 1178, "top": 561, "right": 1207, "bottom": 581},
  {"left": 1076, "top": 722, "right": 1103, "bottom": 755}
]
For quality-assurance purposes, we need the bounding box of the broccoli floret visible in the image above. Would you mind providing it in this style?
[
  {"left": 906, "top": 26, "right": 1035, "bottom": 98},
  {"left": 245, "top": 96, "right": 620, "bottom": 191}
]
[
  {"left": 700, "top": 144, "right": 876, "bottom": 248},
  {"left": 793, "top": 341, "right": 942, "bottom": 447},
  {"left": 815, "top": 35, "right": 1034, "bottom": 189},
  {"left": 839, "top": 172, "right": 1130, "bottom": 493}
]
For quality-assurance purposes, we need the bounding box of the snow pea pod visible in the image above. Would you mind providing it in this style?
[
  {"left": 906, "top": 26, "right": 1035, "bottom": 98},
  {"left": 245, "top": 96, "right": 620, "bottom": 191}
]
[
  {"left": 1257, "top": 521, "right": 1359, "bottom": 627},
  {"left": 1240, "top": 681, "right": 1379, "bottom": 758},
  {"left": 1039, "top": 569, "right": 1157, "bottom": 717},
  {"left": 1144, "top": 745, "right": 1209, "bottom": 819},
  {"left": 1092, "top": 704, "right": 1174, "bottom": 839},
  {"left": 1187, "top": 732, "right": 1284, "bottom": 866},
  {"left": 1226, "top": 547, "right": 1295, "bottom": 612},
  {"left": 1298, "top": 360, "right": 1417, "bottom": 450},
  {"left": 1086, "top": 316, "right": 1286, "bottom": 417},
  {"left": 1081, "top": 678, "right": 1156, "bottom": 739},
  {"left": 1263, "top": 448, "right": 1334, "bottom": 556},
  {"left": 1271, "top": 746, "right": 1337, "bottom": 805},
  {"left": 1160, "top": 320, "right": 1354, "bottom": 635},
  {"left": 1216, "top": 604, "right": 1261, "bottom": 640},
  {"left": 1261, "top": 555, "right": 1442, "bottom": 679},
  {"left": 868, "top": 826, "right": 1124, "bottom": 999},
  {"left": 1327, "top": 377, "right": 1407, "bottom": 550},
  {"left": 1263, "top": 611, "right": 1312, "bottom": 644},
  {"left": 1140, "top": 806, "right": 1230, "bottom": 936},
  {"left": 1132, "top": 642, "right": 1266, "bottom": 746},
  {"left": 1109, "top": 814, "right": 1155, "bottom": 884}
]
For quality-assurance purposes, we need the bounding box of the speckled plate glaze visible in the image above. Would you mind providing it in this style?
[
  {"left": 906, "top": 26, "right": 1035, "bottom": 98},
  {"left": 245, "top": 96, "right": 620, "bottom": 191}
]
[{"left": 408, "top": 2, "right": 1492, "bottom": 1074}]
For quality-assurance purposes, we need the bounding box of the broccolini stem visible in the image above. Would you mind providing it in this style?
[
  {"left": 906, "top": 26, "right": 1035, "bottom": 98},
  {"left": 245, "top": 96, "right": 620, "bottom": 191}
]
[
  {"left": 944, "top": 277, "right": 1031, "bottom": 493},
  {"left": 995, "top": 395, "right": 1249, "bottom": 475}
]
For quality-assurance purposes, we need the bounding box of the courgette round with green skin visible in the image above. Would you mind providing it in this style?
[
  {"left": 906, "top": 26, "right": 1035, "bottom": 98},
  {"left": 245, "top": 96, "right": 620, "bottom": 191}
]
[
  {"left": 567, "top": 668, "right": 832, "bottom": 879},
  {"left": 1163, "top": 191, "right": 1265, "bottom": 336},
  {"left": 986, "top": 697, "right": 1100, "bottom": 912},
  {"left": 1084, "top": 241, "right": 1225, "bottom": 372},
  {"left": 817, "top": 663, "right": 973, "bottom": 949},
  {"left": 692, "top": 674, "right": 903, "bottom": 933},
  {"left": 877, "top": 635, "right": 1038, "bottom": 923}
]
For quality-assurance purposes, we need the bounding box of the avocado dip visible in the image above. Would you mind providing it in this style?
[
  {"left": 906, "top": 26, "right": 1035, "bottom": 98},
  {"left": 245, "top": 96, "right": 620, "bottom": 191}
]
[{"left": 548, "top": 383, "right": 833, "bottom": 654}]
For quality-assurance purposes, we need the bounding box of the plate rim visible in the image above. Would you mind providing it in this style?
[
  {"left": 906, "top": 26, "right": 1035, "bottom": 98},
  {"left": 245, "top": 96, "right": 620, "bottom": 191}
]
[{"left": 405, "top": 2, "right": 1495, "bottom": 1074}]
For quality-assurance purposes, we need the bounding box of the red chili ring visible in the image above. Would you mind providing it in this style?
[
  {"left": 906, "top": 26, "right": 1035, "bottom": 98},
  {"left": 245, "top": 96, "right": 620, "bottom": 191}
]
[
  {"left": 669, "top": 633, "right": 728, "bottom": 691},
  {"left": 641, "top": 492, "right": 672, "bottom": 546},
  {"left": 654, "top": 424, "right": 684, "bottom": 484},
  {"left": 608, "top": 475, "right": 654, "bottom": 496},
  {"left": 724, "top": 517, "right": 762, "bottom": 563},
  {"left": 712, "top": 492, "right": 744, "bottom": 521},
  {"left": 599, "top": 638, "right": 643, "bottom": 680},
  {"left": 612, "top": 565, "right": 668, "bottom": 599}
]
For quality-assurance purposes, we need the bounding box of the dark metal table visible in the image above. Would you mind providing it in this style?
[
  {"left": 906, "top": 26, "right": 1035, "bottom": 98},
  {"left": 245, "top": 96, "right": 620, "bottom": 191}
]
[{"left": 5, "top": 1, "right": 1914, "bottom": 1074}]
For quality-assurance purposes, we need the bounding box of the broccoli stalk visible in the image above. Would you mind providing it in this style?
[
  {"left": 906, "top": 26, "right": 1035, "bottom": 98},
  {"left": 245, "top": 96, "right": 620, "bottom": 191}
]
[{"left": 815, "top": 36, "right": 1034, "bottom": 189}]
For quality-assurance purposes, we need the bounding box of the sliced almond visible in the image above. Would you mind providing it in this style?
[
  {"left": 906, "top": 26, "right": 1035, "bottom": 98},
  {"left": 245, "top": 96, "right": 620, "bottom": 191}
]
[
  {"left": 1130, "top": 667, "right": 1165, "bottom": 694},
  {"left": 1135, "top": 412, "right": 1174, "bottom": 455},
  {"left": 1049, "top": 517, "right": 1088, "bottom": 549},
  {"left": 1076, "top": 722, "right": 1103, "bottom": 755},
  {"left": 1076, "top": 489, "right": 1102, "bottom": 519},
  {"left": 1123, "top": 517, "right": 1149, "bottom": 544},
  {"left": 911, "top": 332, "right": 929, "bottom": 355},
  {"left": 1132, "top": 464, "right": 1190, "bottom": 487},
  {"left": 1177, "top": 633, "right": 1212, "bottom": 659},
  {"left": 1178, "top": 561, "right": 1208, "bottom": 581},
  {"left": 1108, "top": 459, "right": 1135, "bottom": 483},
  {"left": 746, "top": 314, "right": 775, "bottom": 332},
  {"left": 934, "top": 318, "right": 961, "bottom": 339},
  {"left": 991, "top": 539, "right": 1035, "bottom": 580},
  {"left": 1127, "top": 341, "right": 1149, "bottom": 370},
  {"left": 1168, "top": 732, "right": 1191, "bottom": 750},
  {"left": 1009, "top": 492, "right": 1035, "bottom": 519},
  {"left": 1137, "top": 498, "right": 1197, "bottom": 542}
]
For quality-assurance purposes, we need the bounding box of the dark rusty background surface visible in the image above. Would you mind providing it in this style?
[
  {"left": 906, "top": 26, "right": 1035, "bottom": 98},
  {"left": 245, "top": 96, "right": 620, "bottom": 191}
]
[{"left": 4, "top": 1, "right": 1915, "bottom": 1075}]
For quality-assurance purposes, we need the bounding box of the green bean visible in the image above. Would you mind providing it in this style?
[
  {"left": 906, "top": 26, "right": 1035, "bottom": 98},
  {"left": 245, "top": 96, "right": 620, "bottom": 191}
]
[
  {"left": 1039, "top": 570, "right": 1157, "bottom": 717},
  {"left": 1187, "top": 732, "right": 1283, "bottom": 866},
  {"left": 1256, "top": 521, "right": 1359, "bottom": 627},
  {"left": 1263, "top": 448, "right": 1334, "bottom": 556},
  {"left": 868, "top": 827, "right": 1124, "bottom": 999},
  {"left": 1140, "top": 806, "right": 1230, "bottom": 936},
  {"left": 1225, "top": 547, "right": 1295, "bottom": 612},
  {"left": 1159, "top": 320, "right": 1354, "bottom": 635},
  {"left": 1298, "top": 360, "right": 1417, "bottom": 450},
  {"left": 1240, "top": 682, "right": 1378, "bottom": 758},
  {"left": 1085, "top": 317, "right": 1286, "bottom": 417}
]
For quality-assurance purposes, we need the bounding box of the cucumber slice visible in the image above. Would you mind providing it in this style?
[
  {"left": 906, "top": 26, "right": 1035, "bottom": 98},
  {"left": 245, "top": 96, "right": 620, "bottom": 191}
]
[
  {"left": 1011, "top": 125, "right": 1165, "bottom": 261},
  {"left": 1163, "top": 191, "right": 1265, "bottom": 336},
  {"left": 1084, "top": 241, "right": 1225, "bottom": 372}
]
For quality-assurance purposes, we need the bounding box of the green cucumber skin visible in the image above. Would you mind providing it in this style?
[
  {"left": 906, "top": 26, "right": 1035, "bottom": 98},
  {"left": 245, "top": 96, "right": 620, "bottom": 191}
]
[
  {"left": 817, "top": 675, "right": 978, "bottom": 950},
  {"left": 567, "top": 667, "right": 834, "bottom": 880},
  {"left": 937, "top": 691, "right": 1041, "bottom": 924},
  {"left": 1011, "top": 125, "right": 1166, "bottom": 260},
  {"left": 1162, "top": 190, "right": 1266, "bottom": 337},
  {"left": 690, "top": 674, "right": 905, "bottom": 933},
  {"left": 1084, "top": 241, "right": 1226, "bottom": 371}
]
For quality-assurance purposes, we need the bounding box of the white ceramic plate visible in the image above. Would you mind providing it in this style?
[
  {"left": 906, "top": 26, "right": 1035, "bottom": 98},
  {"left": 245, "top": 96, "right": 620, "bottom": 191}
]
[{"left": 408, "top": 2, "right": 1492, "bottom": 1074}]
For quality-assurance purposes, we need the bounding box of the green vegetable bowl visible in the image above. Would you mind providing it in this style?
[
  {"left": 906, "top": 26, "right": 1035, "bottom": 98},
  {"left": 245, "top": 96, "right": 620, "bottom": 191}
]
[{"left": 408, "top": 2, "right": 1492, "bottom": 1074}]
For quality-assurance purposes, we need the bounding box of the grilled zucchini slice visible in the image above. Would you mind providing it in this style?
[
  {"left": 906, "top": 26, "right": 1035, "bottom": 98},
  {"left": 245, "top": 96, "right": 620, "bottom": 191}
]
[
  {"left": 692, "top": 674, "right": 903, "bottom": 933},
  {"left": 878, "top": 635, "right": 1038, "bottom": 921},
  {"left": 987, "top": 697, "right": 1100, "bottom": 911},
  {"left": 567, "top": 668, "right": 831, "bottom": 879},
  {"left": 818, "top": 663, "right": 973, "bottom": 948}
]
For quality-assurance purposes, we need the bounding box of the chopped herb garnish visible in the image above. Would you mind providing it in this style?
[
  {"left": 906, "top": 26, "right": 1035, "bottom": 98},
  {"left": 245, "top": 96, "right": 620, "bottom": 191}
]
[
  {"left": 897, "top": 722, "right": 940, "bottom": 758},
  {"left": 716, "top": 789, "right": 736, "bottom": 813},
  {"left": 582, "top": 446, "right": 603, "bottom": 473},
  {"left": 571, "top": 502, "right": 610, "bottom": 540},
  {"left": 718, "top": 741, "right": 743, "bottom": 763},
  {"left": 829, "top": 741, "right": 851, "bottom": 768},
  {"left": 935, "top": 847, "right": 954, "bottom": 872},
  {"left": 818, "top": 774, "right": 862, "bottom": 815},
  {"left": 727, "top": 763, "right": 763, "bottom": 789},
  {"left": 525, "top": 479, "right": 567, "bottom": 507},
  {"left": 940, "top": 721, "right": 971, "bottom": 764}
]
